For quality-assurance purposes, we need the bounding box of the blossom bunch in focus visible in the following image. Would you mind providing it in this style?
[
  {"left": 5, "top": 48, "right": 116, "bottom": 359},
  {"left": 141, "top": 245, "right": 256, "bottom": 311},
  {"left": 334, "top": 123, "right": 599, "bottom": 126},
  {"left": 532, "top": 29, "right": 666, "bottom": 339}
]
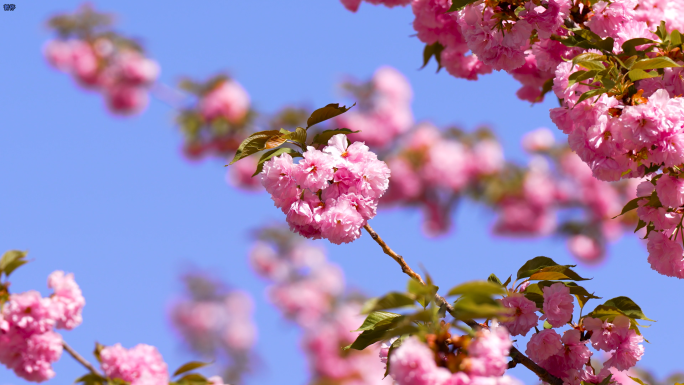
[
  {"left": 44, "top": 4, "right": 159, "bottom": 115},
  {"left": 0, "top": 251, "right": 84, "bottom": 382},
  {"left": 170, "top": 273, "right": 257, "bottom": 384},
  {"left": 349, "top": 256, "right": 650, "bottom": 385}
]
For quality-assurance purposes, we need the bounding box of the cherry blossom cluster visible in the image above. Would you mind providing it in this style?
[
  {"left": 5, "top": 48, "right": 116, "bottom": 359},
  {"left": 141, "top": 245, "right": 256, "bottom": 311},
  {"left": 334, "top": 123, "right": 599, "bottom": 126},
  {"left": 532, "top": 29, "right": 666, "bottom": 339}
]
[
  {"left": 170, "top": 273, "right": 257, "bottom": 384},
  {"left": 502, "top": 282, "right": 645, "bottom": 385},
  {"left": 177, "top": 75, "right": 253, "bottom": 162},
  {"left": 387, "top": 325, "right": 520, "bottom": 385},
  {"left": 335, "top": 66, "right": 414, "bottom": 148},
  {"left": 0, "top": 270, "right": 84, "bottom": 382},
  {"left": 44, "top": 5, "right": 159, "bottom": 115},
  {"left": 96, "top": 342, "right": 227, "bottom": 385},
  {"left": 260, "top": 134, "right": 391, "bottom": 244},
  {"left": 249, "top": 226, "right": 389, "bottom": 384},
  {"left": 340, "top": 0, "right": 411, "bottom": 13}
]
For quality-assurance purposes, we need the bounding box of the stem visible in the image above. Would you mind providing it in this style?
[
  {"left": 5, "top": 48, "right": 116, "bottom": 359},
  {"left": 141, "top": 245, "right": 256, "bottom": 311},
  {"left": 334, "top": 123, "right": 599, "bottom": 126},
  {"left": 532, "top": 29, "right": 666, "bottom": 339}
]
[
  {"left": 62, "top": 342, "right": 103, "bottom": 377},
  {"left": 362, "top": 224, "right": 563, "bottom": 385}
]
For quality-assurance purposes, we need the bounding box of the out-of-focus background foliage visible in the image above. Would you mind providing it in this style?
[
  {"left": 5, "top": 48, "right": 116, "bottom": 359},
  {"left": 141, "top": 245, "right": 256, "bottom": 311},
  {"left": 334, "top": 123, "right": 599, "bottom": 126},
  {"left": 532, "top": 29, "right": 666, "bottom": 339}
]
[{"left": 0, "top": 1, "right": 681, "bottom": 384}]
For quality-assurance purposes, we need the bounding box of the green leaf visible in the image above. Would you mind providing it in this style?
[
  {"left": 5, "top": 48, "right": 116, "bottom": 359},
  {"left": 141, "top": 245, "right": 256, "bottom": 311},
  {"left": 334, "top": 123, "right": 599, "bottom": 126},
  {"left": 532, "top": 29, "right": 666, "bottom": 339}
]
[
  {"left": 177, "top": 373, "right": 210, "bottom": 385},
  {"left": 613, "top": 197, "right": 643, "bottom": 219},
  {"left": 406, "top": 279, "right": 438, "bottom": 308},
  {"left": 383, "top": 335, "right": 407, "bottom": 378},
  {"left": 671, "top": 30, "right": 682, "bottom": 47},
  {"left": 628, "top": 377, "right": 650, "bottom": 385},
  {"left": 354, "top": 311, "right": 403, "bottom": 332},
  {"left": 451, "top": 293, "right": 511, "bottom": 321},
  {"left": 628, "top": 69, "right": 660, "bottom": 81},
  {"left": 536, "top": 78, "right": 554, "bottom": 102},
  {"left": 310, "top": 128, "right": 361, "bottom": 147},
  {"left": 502, "top": 275, "right": 512, "bottom": 288},
  {"left": 621, "top": 38, "right": 657, "bottom": 56},
  {"left": 528, "top": 265, "right": 590, "bottom": 281},
  {"left": 516, "top": 256, "right": 563, "bottom": 280},
  {"left": 173, "top": 361, "right": 212, "bottom": 377},
  {"left": 251, "top": 147, "right": 303, "bottom": 177},
  {"left": 487, "top": 274, "right": 503, "bottom": 286},
  {"left": 655, "top": 21, "right": 668, "bottom": 41},
  {"left": 631, "top": 57, "right": 682, "bottom": 70},
  {"left": 523, "top": 283, "right": 545, "bottom": 309},
  {"left": 345, "top": 310, "right": 429, "bottom": 350},
  {"left": 577, "top": 60, "right": 606, "bottom": 71},
  {"left": 447, "top": 0, "right": 478, "bottom": 12},
  {"left": 568, "top": 70, "right": 597, "bottom": 87},
  {"left": 575, "top": 87, "right": 608, "bottom": 105},
  {"left": 543, "top": 320, "right": 553, "bottom": 329},
  {"left": 286, "top": 127, "right": 307, "bottom": 146},
  {"left": 306, "top": 103, "right": 356, "bottom": 129},
  {"left": 622, "top": 55, "right": 638, "bottom": 70},
  {"left": 421, "top": 42, "right": 445, "bottom": 72},
  {"left": 75, "top": 373, "right": 106, "bottom": 385},
  {"left": 93, "top": 342, "right": 104, "bottom": 363},
  {"left": 572, "top": 52, "right": 606, "bottom": 65},
  {"left": 634, "top": 219, "right": 647, "bottom": 233},
  {"left": 446, "top": 280, "right": 505, "bottom": 297},
  {"left": 603, "top": 296, "right": 654, "bottom": 322},
  {"left": 361, "top": 292, "right": 416, "bottom": 314},
  {"left": 229, "top": 130, "right": 281, "bottom": 165}
]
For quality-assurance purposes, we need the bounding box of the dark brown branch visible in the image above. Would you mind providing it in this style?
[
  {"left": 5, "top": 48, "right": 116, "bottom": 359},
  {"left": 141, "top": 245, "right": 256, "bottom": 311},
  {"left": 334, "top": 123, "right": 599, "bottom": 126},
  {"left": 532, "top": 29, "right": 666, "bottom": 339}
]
[
  {"left": 62, "top": 342, "right": 103, "bottom": 377},
  {"left": 362, "top": 224, "right": 563, "bottom": 385}
]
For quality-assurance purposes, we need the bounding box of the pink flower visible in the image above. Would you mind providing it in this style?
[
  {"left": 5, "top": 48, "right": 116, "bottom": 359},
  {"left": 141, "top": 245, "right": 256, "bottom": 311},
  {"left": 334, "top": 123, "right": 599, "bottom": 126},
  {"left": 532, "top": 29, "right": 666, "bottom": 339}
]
[
  {"left": 583, "top": 315, "right": 630, "bottom": 351},
  {"left": 567, "top": 235, "right": 603, "bottom": 263},
  {"left": 320, "top": 198, "right": 365, "bottom": 244},
  {"left": 260, "top": 153, "right": 300, "bottom": 212},
  {"left": 518, "top": 0, "right": 571, "bottom": 39},
  {"left": 2, "top": 291, "right": 58, "bottom": 336},
  {"left": 500, "top": 294, "right": 538, "bottom": 336},
  {"left": 207, "top": 376, "right": 227, "bottom": 385},
  {"left": 70, "top": 41, "right": 102, "bottom": 87},
  {"left": 199, "top": 81, "right": 250, "bottom": 124},
  {"left": 100, "top": 344, "right": 170, "bottom": 385},
  {"left": 249, "top": 241, "right": 289, "bottom": 281},
  {"left": 226, "top": 152, "right": 263, "bottom": 191},
  {"left": 389, "top": 337, "right": 452, "bottom": 385},
  {"left": 0, "top": 331, "right": 63, "bottom": 382},
  {"left": 603, "top": 330, "right": 644, "bottom": 371},
  {"left": 472, "top": 139, "right": 504, "bottom": 175},
  {"left": 47, "top": 271, "right": 85, "bottom": 330},
  {"left": 636, "top": 181, "right": 655, "bottom": 197},
  {"left": 293, "top": 148, "right": 335, "bottom": 191},
  {"left": 104, "top": 84, "right": 149, "bottom": 115},
  {"left": 354, "top": 159, "right": 392, "bottom": 199},
  {"left": 636, "top": 201, "right": 681, "bottom": 231},
  {"left": 655, "top": 174, "right": 684, "bottom": 208},
  {"left": 109, "top": 51, "right": 160, "bottom": 86},
  {"left": 286, "top": 199, "right": 316, "bottom": 232},
  {"left": 526, "top": 329, "right": 563, "bottom": 362},
  {"left": 522, "top": 128, "right": 555, "bottom": 152},
  {"left": 646, "top": 231, "right": 684, "bottom": 278},
  {"left": 540, "top": 283, "right": 574, "bottom": 327},
  {"left": 44, "top": 40, "right": 74, "bottom": 71},
  {"left": 423, "top": 141, "right": 471, "bottom": 191},
  {"left": 467, "top": 325, "right": 511, "bottom": 377}
]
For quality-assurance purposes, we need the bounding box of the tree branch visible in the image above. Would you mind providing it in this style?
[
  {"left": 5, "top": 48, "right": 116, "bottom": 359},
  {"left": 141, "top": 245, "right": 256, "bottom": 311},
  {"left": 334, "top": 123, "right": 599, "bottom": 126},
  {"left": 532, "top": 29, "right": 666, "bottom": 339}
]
[
  {"left": 362, "top": 224, "right": 563, "bottom": 385},
  {"left": 62, "top": 342, "right": 103, "bottom": 377}
]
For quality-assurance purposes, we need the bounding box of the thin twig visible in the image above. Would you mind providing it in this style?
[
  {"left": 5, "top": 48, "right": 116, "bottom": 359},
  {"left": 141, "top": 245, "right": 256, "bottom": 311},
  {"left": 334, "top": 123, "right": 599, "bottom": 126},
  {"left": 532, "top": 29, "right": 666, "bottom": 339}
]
[
  {"left": 362, "top": 224, "right": 563, "bottom": 385},
  {"left": 62, "top": 342, "right": 103, "bottom": 377}
]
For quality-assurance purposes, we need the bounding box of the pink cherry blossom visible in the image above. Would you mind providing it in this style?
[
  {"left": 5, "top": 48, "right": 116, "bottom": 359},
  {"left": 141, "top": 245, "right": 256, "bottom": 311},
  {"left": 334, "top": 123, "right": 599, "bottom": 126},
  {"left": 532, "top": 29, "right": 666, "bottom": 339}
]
[
  {"left": 320, "top": 198, "right": 365, "bottom": 244},
  {"left": 541, "top": 283, "right": 574, "bottom": 327},
  {"left": 0, "top": 331, "right": 63, "bottom": 382},
  {"left": 500, "top": 294, "right": 538, "bottom": 336},
  {"left": 567, "top": 235, "right": 603, "bottom": 263},
  {"left": 47, "top": 271, "right": 85, "bottom": 330},
  {"left": 260, "top": 153, "right": 300, "bottom": 212},
  {"left": 389, "top": 336, "right": 452, "bottom": 385},
  {"left": 646, "top": 231, "right": 684, "bottom": 278},
  {"left": 2, "top": 291, "right": 58, "bottom": 336},
  {"left": 100, "top": 344, "right": 170, "bottom": 385},
  {"left": 467, "top": 325, "right": 511, "bottom": 377},
  {"left": 293, "top": 148, "right": 336, "bottom": 191},
  {"left": 199, "top": 81, "right": 250, "bottom": 124},
  {"left": 526, "top": 329, "right": 563, "bottom": 362},
  {"left": 655, "top": 174, "right": 684, "bottom": 208}
]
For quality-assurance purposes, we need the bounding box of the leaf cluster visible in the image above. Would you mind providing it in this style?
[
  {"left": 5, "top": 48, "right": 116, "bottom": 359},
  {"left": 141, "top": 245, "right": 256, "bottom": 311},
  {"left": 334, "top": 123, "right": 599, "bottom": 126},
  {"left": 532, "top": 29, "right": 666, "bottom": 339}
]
[{"left": 227, "top": 103, "right": 358, "bottom": 176}]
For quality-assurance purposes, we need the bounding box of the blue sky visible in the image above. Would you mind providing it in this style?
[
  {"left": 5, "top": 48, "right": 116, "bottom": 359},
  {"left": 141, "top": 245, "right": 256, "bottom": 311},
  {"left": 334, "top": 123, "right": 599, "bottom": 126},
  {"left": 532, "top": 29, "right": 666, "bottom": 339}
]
[{"left": 0, "top": 1, "right": 682, "bottom": 384}]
